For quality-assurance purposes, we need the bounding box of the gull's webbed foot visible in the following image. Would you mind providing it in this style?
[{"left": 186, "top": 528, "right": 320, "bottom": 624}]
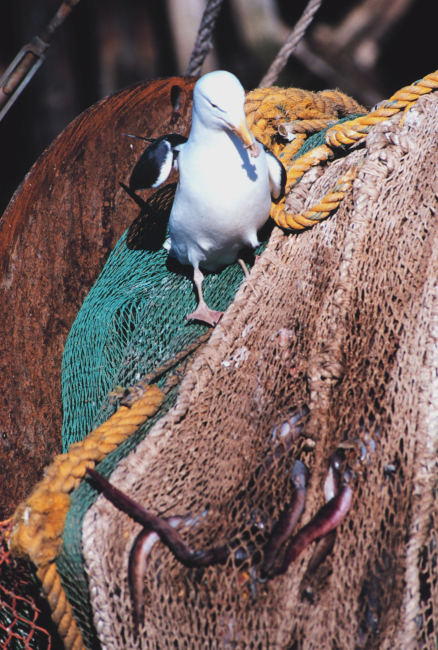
[
  {"left": 189, "top": 267, "right": 223, "bottom": 326},
  {"left": 187, "top": 301, "right": 223, "bottom": 327}
]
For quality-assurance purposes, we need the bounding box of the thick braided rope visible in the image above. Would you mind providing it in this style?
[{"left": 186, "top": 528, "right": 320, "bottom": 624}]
[
  {"left": 278, "top": 117, "right": 337, "bottom": 136},
  {"left": 273, "top": 133, "right": 306, "bottom": 160},
  {"left": 8, "top": 385, "right": 163, "bottom": 650},
  {"left": 10, "top": 385, "right": 163, "bottom": 567},
  {"left": 326, "top": 71, "right": 438, "bottom": 147},
  {"left": 37, "top": 563, "right": 84, "bottom": 650},
  {"left": 279, "top": 144, "right": 334, "bottom": 193},
  {"left": 244, "top": 87, "right": 364, "bottom": 147},
  {"left": 270, "top": 70, "right": 438, "bottom": 230},
  {"left": 271, "top": 165, "right": 359, "bottom": 231},
  {"left": 0, "top": 517, "right": 81, "bottom": 650}
]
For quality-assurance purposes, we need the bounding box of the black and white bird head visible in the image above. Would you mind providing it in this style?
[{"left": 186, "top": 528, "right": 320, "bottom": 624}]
[
  {"left": 193, "top": 70, "right": 260, "bottom": 158},
  {"left": 128, "top": 134, "right": 188, "bottom": 192}
]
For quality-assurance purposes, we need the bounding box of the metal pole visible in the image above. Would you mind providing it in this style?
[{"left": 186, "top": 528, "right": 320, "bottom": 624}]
[{"left": 0, "top": 0, "right": 82, "bottom": 123}]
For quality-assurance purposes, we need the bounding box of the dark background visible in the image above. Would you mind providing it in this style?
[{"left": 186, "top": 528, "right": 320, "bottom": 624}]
[{"left": 0, "top": 0, "right": 435, "bottom": 219}]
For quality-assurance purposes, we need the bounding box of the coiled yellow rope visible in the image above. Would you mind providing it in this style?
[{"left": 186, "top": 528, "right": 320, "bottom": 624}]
[
  {"left": 280, "top": 144, "right": 334, "bottom": 194},
  {"left": 260, "top": 69, "right": 438, "bottom": 231},
  {"left": 245, "top": 86, "right": 364, "bottom": 148}
]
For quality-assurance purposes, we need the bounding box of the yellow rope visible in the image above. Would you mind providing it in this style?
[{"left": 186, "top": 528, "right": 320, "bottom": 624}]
[
  {"left": 325, "top": 71, "right": 438, "bottom": 147},
  {"left": 276, "top": 134, "right": 307, "bottom": 168},
  {"left": 10, "top": 384, "right": 163, "bottom": 567},
  {"left": 243, "top": 85, "right": 364, "bottom": 231},
  {"left": 268, "top": 70, "right": 438, "bottom": 231},
  {"left": 271, "top": 166, "right": 359, "bottom": 231},
  {"left": 279, "top": 117, "right": 337, "bottom": 136},
  {"left": 244, "top": 86, "right": 364, "bottom": 147},
  {"left": 8, "top": 384, "right": 163, "bottom": 650},
  {"left": 37, "top": 563, "right": 85, "bottom": 650},
  {"left": 280, "top": 144, "right": 334, "bottom": 193}
]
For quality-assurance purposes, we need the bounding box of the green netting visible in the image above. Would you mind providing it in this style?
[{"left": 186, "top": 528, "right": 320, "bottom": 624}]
[
  {"left": 57, "top": 122, "right": 363, "bottom": 649},
  {"left": 61, "top": 186, "right": 266, "bottom": 453}
]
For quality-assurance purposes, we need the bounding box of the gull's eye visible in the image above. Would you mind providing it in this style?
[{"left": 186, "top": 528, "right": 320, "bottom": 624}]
[{"left": 207, "top": 100, "right": 225, "bottom": 113}]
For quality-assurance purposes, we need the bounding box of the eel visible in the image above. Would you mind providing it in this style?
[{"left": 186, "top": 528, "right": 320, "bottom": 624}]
[{"left": 261, "top": 460, "right": 308, "bottom": 575}]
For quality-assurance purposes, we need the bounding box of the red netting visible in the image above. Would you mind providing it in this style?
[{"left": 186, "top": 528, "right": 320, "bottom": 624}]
[{"left": 0, "top": 519, "right": 52, "bottom": 650}]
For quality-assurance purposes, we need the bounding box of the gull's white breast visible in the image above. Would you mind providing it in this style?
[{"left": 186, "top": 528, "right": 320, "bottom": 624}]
[{"left": 169, "top": 130, "right": 271, "bottom": 272}]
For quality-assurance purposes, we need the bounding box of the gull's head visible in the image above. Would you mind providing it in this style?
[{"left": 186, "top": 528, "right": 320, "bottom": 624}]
[{"left": 193, "top": 71, "right": 260, "bottom": 157}]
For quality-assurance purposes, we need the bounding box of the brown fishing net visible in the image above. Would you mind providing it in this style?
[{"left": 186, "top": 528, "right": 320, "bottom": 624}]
[{"left": 80, "top": 94, "right": 437, "bottom": 649}]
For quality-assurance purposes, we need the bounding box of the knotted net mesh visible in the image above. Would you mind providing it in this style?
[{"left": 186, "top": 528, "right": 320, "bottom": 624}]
[
  {"left": 0, "top": 520, "right": 55, "bottom": 650},
  {"left": 70, "top": 95, "right": 438, "bottom": 649}
]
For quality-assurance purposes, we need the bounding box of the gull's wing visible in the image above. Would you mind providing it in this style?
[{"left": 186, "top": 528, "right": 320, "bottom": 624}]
[{"left": 261, "top": 143, "right": 287, "bottom": 203}]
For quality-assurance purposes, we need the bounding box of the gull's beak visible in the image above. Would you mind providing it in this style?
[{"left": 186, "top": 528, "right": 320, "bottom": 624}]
[{"left": 230, "top": 119, "right": 261, "bottom": 158}]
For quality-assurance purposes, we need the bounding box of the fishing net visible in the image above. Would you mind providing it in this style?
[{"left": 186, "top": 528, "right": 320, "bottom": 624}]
[
  {"left": 55, "top": 93, "right": 438, "bottom": 650},
  {"left": 56, "top": 114, "right": 364, "bottom": 649},
  {"left": 0, "top": 520, "right": 57, "bottom": 650},
  {"left": 5, "top": 73, "right": 438, "bottom": 649}
]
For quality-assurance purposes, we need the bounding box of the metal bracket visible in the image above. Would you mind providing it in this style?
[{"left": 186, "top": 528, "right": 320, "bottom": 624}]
[{"left": 0, "top": 37, "right": 50, "bottom": 122}]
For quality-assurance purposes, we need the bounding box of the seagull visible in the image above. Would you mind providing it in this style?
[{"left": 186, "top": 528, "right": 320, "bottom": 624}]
[{"left": 127, "top": 70, "right": 286, "bottom": 326}]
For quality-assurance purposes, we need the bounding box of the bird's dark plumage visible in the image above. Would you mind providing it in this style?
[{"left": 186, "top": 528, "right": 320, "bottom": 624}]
[{"left": 129, "top": 134, "right": 188, "bottom": 192}]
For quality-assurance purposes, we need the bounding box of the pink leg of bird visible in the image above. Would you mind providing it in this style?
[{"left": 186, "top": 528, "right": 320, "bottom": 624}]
[
  {"left": 237, "top": 258, "right": 250, "bottom": 278},
  {"left": 187, "top": 267, "right": 223, "bottom": 327}
]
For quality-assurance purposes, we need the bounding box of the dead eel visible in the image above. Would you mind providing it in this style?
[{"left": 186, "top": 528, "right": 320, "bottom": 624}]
[
  {"left": 270, "top": 483, "right": 353, "bottom": 578},
  {"left": 129, "top": 517, "right": 181, "bottom": 632},
  {"left": 87, "top": 468, "right": 229, "bottom": 567},
  {"left": 261, "top": 460, "right": 308, "bottom": 575},
  {"left": 306, "top": 451, "right": 344, "bottom": 574}
]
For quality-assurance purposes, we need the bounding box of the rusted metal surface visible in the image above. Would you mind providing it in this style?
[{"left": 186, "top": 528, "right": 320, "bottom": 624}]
[{"left": 0, "top": 76, "right": 195, "bottom": 519}]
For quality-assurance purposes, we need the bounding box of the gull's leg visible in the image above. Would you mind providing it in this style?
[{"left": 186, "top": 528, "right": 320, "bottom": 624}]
[
  {"left": 187, "top": 266, "right": 223, "bottom": 327},
  {"left": 237, "top": 258, "right": 250, "bottom": 278}
]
